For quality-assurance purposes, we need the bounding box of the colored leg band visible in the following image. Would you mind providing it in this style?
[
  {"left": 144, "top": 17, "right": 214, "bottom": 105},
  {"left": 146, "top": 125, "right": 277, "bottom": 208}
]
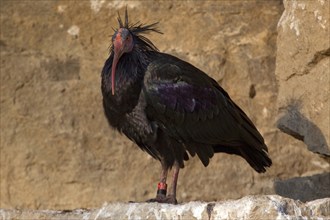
[{"left": 157, "top": 182, "right": 167, "bottom": 196}]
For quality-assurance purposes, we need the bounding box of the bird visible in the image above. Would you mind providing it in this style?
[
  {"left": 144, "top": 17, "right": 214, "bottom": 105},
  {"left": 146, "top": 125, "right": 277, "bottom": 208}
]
[{"left": 101, "top": 9, "right": 272, "bottom": 204}]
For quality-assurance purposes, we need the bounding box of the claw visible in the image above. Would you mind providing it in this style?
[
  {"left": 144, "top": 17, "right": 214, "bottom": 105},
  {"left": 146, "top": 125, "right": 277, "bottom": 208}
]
[{"left": 146, "top": 195, "right": 178, "bottom": 204}]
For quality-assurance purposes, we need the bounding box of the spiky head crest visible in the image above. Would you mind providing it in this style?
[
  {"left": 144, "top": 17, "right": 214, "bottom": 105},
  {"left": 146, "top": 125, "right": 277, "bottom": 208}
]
[{"left": 112, "top": 7, "right": 163, "bottom": 52}]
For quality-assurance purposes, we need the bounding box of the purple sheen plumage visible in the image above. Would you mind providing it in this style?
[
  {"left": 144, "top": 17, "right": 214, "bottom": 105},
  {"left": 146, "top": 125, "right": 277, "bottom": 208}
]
[{"left": 155, "top": 82, "right": 217, "bottom": 113}]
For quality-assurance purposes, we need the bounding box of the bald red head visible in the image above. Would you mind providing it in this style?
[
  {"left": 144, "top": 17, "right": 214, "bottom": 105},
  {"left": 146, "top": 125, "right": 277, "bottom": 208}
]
[{"left": 111, "top": 28, "right": 134, "bottom": 95}]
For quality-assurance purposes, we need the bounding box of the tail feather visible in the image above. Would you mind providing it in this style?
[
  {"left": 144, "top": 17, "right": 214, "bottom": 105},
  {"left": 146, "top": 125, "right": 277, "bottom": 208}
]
[
  {"left": 232, "top": 101, "right": 272, "bottom": 172},
  {"left": 239, "top": 147, "right": 272, "bottom": 173},
  {"left": 213, "top": 144, "right": 272, "bottom": 173},
  {"left": 212, "top": 100, "right": 272, "bottom": 172}
]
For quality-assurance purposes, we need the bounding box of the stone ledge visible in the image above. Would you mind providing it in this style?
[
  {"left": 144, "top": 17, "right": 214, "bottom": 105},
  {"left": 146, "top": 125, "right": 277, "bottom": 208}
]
[{"left": 1, "top": 195, "right": 329, "bottom": 220}]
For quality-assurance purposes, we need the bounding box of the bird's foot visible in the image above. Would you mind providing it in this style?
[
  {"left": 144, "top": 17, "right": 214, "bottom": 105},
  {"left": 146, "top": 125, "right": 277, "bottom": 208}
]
[{"left": 146, "top": 194, "right": 177, "bottom": 204}]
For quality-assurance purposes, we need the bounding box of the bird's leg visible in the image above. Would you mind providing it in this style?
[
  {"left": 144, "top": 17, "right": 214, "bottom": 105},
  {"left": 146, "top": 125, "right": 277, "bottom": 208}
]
[
  {"left": 147, "top": 161, "right": 179, "bottom": 204},
  {"left": 146, "top": 163, "right": 168, "bottom": 203},
  {"left": 166, "top": 162, "right": 179, "bottom": 204},
  {"left": 156, "top": 164, "right": 168, "bottom": 199}
]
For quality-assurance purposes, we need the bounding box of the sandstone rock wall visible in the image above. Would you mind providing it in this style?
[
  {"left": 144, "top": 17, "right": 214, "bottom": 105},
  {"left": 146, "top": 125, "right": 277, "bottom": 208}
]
[
  {"left": 276, "top": 0, "right": 330, "bottom": 157},
  {"left": 274, "top": 0, "right": 330, "bottom": 202},
  {"left": 0, "top": 0, "right": 329, "bottom": 211}
]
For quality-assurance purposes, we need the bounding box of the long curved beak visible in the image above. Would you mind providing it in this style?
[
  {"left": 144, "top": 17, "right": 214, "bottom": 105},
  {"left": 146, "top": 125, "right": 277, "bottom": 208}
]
[{"left": 111, "top": 39, "right": 124, "bottom": 95}]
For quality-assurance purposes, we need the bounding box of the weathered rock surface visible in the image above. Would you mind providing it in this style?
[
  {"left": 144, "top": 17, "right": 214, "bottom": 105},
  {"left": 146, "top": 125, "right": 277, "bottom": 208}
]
[
  {"left": 0, "top": 0, "right": 329, "bottom": 211},
  {"left": 1, "top": 196, "right": 330, "bottom": 220},
  {"left": 276, "top": 0, "right": 330, "bottom": 156},
  {"left": 275, "top": 172, "right": 330, "bottom": 202},
  {"left": 273, "top": 0, "right": 330, "bottom": 204}
]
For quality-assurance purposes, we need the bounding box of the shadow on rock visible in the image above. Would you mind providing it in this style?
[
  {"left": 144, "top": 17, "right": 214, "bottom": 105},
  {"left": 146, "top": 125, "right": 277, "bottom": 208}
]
[
  {"left": 274, "top": 172, "right": 330, "bottom": 202},
  {"left": 277, "top": 99, "right": 330, "bottom": 156}
]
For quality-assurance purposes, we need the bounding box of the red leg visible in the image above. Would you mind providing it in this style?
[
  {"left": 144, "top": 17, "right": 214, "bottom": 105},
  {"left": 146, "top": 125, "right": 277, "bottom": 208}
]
[
  {"left": 146, "top": 162, "right": 179, "bottom": 204},
  {"left": 166, "top": 162, "right": 179, "bottom": 204},
  {"left": 168, "top": 162, "right": 179, "bottom": 198},
  {"left": 147, "top": 162, "right": 168, "bottom": 202},
  {"left": 156, "top": 164, "right": 168, "bottom": 198}
]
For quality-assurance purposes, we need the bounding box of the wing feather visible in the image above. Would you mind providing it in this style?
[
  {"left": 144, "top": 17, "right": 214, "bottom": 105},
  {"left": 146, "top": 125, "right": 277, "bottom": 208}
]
[
  {"left": 143, "top": 54, "right": 270, "bottom": 170},
  {"left": 144, "top": 56, "right": 243, "bottom": 144}
]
